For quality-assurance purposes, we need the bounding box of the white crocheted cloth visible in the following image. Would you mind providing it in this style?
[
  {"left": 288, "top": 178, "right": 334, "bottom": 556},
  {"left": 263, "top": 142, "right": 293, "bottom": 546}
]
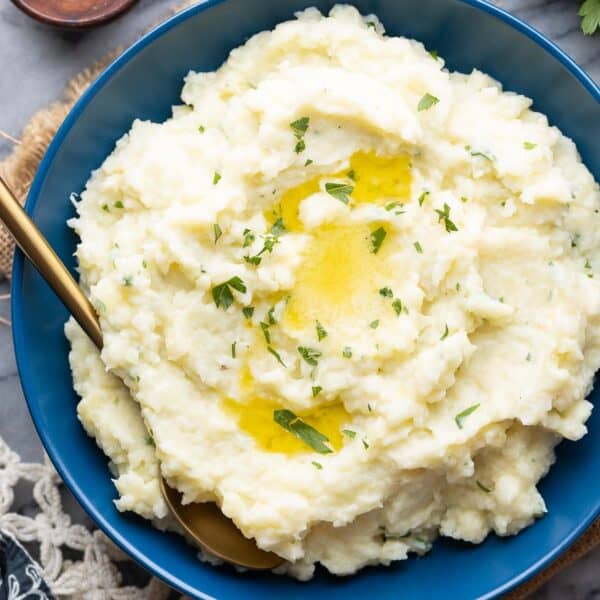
[{"left": 0, "top": 434, "right": 178, "bottom": 599}]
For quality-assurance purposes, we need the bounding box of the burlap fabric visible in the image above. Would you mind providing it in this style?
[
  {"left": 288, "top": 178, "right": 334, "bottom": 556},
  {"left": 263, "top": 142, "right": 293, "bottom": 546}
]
[{"left": 0, "top": 2, "right": 598, "bottom": 597}]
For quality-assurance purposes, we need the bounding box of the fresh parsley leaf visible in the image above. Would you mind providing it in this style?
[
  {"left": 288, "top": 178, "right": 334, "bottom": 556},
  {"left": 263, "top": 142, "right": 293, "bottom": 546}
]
[
  {"left": 298, "top": 346, "right": 322, "bottom": 367},
  {"left": 267, "top": 346, "right": 286, "bottom": 367},
  {"left": 231, "top": 341, "right": 236, "bottom": 358},
  {"left": 440, "top": 323, "right": 449, "bottom": 340},
  {"left": 523, "top": 141, "right": 537, "bottom": 150},
  {"left": 212, "top": 276, "right": 247, "bottom": 310},
  {"left": 476, "top": 480, "right": 492, "bottom": 493},
  {"left": 392, "top": 299, "right": 403, "bottom": 315},
  {"left": 370, "top": 319, "right": 380, "bottom": 329},
  {"left": 418, "top": 190, "right": 429, "bottom": 206},
  {"left": 369, "top": 226, "right": 387, "bottom": 254},
  {"left": 455, "top": 403, "right": 480, "bottom": 429},
  {"left": 243, "top": 228, "right": 255, "bottom": 248},
  {"left": 213, "top": 171, "right": 221, "bottom": 185},
  {"left": 273, "top": 409, "right": 332, "bottom": 453},
  {"left": 417, "top": 93, "right": 439, "bottom": 111},
  {"left": 244, "top": 255, "right": 262, "bottom": 266},
  {"left": 579, "top": 0, "right": 600, "bottom": 35},
  {"left": 213, "top": 223, "right": 222, "bottom": 244},
  {"left": 259, "top": 322, "right": 271, "bottom": 344},
  {"left": 270, "top": 218, "right": 286, "bottom": 236},
  {"left": 312, "top": 461, "right": 323, "bottom": 469},
  {"left": 316, "top": 320, "right": 327, "bottom": 341},
  {"left": 342, "top": 347, "right": 353, "bottom": 358},
  {"left": 325, "top": 182, "right": 354, "bottom": 204},
  {"left": 379, "top": 287, "right": 393, "bottom": 298},
  {"left": 290, "top": 116, "right": 310, "bottom": 137},
  {"left": 342, "top": 429, "right": 357, "bottom": 439},
  {"left": 414, "top": 241, "right": 423, "bottom": 253},
  {"left": 312, "top": 386, "right": 322, "bottom": 397},
  {"left": 242, "top": 306, "right": 255, "bottom": 319},
  {"left": 435, "top": 203, "right": 458, "bottom": 232}
]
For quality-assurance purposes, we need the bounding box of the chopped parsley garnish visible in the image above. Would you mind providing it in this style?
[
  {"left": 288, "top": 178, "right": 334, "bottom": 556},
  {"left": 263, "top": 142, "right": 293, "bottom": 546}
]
[
  {"left": 370, "top": 319, "right": 380, "bottom": 329},
  {"left": 312, "top": 386, "right": 322, "bottom": 397},
  {"left": 290, "top": 116, "right": 310, "bottom": 154},
  {"left": 242, "top": 306, "right": 255, "bottom": 319},
  {"left": 231, "top": 341, "right": 236, "bottom": 358},
  {"left": 101, "top": 204, "right": 110, "bottom": 212},
  {"left": 455, "top": 403, "right": 480, "bottom": 429},
  {"left": 198, "top": 125, "right": 205, "bottom": 133},
  {"left": 347, "top": 169, "right": 357, "bottom": 181},
  {"left": 145, "top": 434, "right": 155, "bottom": 447},
  {"left": 325, "top": 182, "right": 354, "bottom": 204},
  {"left": 244, "top": 255, "right": 262, "bottom": 266},
  {"left": 435, "top": 203, "right": 458, "bottom": 232},
  {"left": 242, "top": 228, "right": 255, "bottom": 248},
  {"left": 392, "top": 299, "right": 403, "bottom": 315},
  {"left": 305, "top": 158, "right": 313, "bottom": 166},
  {"left": 213, "top": 171, "right": 221, "bottom": 185},
  {"left": 270, "top": 218, "right": 286, "bottom": 236},
  {"left": 524, "top": 141, "right": 536, "bottom": 150},
  {"left": 414, "top": 241, "right": 423, "bottom": 253},
  {"left": 476, "top": 480, "right": 492, "bottom": 493},
  {"left": 142, "top": 260, "right": 148, "bottom": 269},
  {"left": 298, "top": 346, "right": 322, "bottom": 366},
  {"left": 417, "top": 93, "right": 439, "bottom": 111},
  {"left": 267, "top": 306, "right": 277, "bottom": 325},
  {"left": 461, "top": 196, "right": 468, "bottom": 203},
  {"left": 267, "top": 346, "right": 286, "bottom": 367},
  {"left": 343, "top": 429, "right": 357, "bottom": 439},
  {"left": 571, "top": 233, "right": 581, "bottom": 248},
  {"left": 259, "top": 322, "right": 271, "bottom": 344},
  {"left": 362, "top": 439, "right": 370, "bottom": 449},
  {"left": 312, "top": 461, "right": 323, "bottom": 469},
  {"left": 212, "top": 276, "right": 247, "bottom": 311},
  {"left": 114, "top": 200, "right": 124, "bottom": 209},
  {"left": 342, "top": 347, "right": 353, "bottom": 358},
  {"left": 213, "top": 223, "right": 222, "bottom": 244},
  {"left": 466, "top": 145, "right": 494, "bottom": 162},
  {"left": 379, "top": 287, "right": 393, "bottom": 298},
  {"left": 123, "top": 275, "right": 133, "bottom": 287},
  {"left": 316, "top": 320, "right": 327, "bottom": 341},
  {"left": 429, "top": 49, "right": 439, "bottom": 60},
  {"left": 369, "top": 226, "right": 387, "bottom": 254},
  {"left": 385, "top": 201, "right": 405, "bottom": 215},
  {"left": 273, "top": 409, "right": 331, "bottom": 453},
  {"left": 368, "top": 403, "right": 373, "bottom": 412},
  {"left": 440, "top": 324, "right": 449, "bottom": 340},
  {"left": 418, "top": 191, "right": 429, "bottom": 207}
]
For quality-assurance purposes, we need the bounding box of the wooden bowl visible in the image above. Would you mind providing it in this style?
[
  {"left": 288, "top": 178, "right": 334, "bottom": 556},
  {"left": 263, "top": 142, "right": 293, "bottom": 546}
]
[{"left": 11, "top": 0, "right": 138, "bottom": 28}]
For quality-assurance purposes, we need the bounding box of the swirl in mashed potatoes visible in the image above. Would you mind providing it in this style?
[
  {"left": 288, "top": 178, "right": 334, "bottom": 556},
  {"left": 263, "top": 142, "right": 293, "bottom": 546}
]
[{"left": 66, "top": 5, "right": 600, "bottom": 580}]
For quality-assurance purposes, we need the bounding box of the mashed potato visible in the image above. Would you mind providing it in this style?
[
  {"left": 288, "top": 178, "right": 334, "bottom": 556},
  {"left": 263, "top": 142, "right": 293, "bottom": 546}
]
[{"left": 66, "top": 5, "right": 600, "bottom": 580}]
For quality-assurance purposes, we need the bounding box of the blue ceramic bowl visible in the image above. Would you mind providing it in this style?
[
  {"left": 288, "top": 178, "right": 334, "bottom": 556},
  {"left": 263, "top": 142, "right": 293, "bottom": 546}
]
[{"left": 11, "top": 1, "right": 600, "bottom": 598}]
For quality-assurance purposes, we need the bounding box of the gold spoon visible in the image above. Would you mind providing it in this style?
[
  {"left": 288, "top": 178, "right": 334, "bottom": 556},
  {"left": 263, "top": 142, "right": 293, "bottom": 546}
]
[{"left": 0, "top": 176, "right": 283, "bottom": 570}]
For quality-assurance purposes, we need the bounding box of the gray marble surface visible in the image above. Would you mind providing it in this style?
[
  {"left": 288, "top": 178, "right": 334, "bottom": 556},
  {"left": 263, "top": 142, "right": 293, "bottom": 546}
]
[{"left": 0, "top": 0, "right": 598, "bottom": 598}]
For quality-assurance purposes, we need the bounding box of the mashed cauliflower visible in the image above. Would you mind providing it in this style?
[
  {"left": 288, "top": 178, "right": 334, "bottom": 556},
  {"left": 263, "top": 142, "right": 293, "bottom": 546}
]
[{"left": 66, "top": 6, "right": 600, "bottom": 580}]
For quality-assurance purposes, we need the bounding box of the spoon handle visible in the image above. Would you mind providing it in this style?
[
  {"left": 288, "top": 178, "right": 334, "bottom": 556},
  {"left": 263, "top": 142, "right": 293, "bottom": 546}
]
[{"left": 0, "top": 177, "right": 102, "bottom": 349}]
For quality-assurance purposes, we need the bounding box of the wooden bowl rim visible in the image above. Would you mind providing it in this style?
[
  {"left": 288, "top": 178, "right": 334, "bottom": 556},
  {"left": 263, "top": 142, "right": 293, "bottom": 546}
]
[{"left": 10, "top": 0, "right": 138, "bottom": 28}]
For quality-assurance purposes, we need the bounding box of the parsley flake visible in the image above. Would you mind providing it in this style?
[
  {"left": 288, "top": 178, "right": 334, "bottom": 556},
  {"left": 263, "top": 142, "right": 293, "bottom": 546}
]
[
  {"left": 273, "top": 409, "right": 331, "bottom": 453},
  {"left": 101, "top": 204, "right": 110, "bottom": 212},
  {"left": 312, "top": 461, "right": 323, "bottom": 469},
  {"left": 290, "top": 116, "right": 310, "bottom": 154},
  {"left": 435, "top": 203, "right": 458, "bottom": 232},
  {"left": 213, "top": 171, "right": 221, "bottom": 185},
  {"left": 362, "top": 439, "right": 370, "bottom": 449},
  {"left": 414, "top": 241, "right": 423, "bottom": 253},
  {"left": 231, "top": 341, "right": 236, "bottom": 358},
  {"left": 305, "top": 158, "right": 313, "bottom": 166},
  {"left": 242, "top": 306, "right": 255, "bottom": 319},
  {"left": 243, "top": 229, "right": 255, "bottom": 248},
  {"left": 198, "top": 125, "right": 205, "bottom": 133},
  {"left": 369, "top": 226, "right": 387, "bottom": 254},
  {"left": 312, "top": 386, "right": 322, "bottom": 397},
  {"left": 213, "top": 223, "right": 222, "bottom": 244},
  {"left": 343, "top": 429, "right": 357, "bottom": 439},
  {"left": 440, "top": 324, "right": 449, "bottom": 340},
  {"left": 455, "top": 403, "right": 480, "bottom": 429},
  {"left": 342, "top": 347, "right": 353, "bottom": 358},
  {"left": 123, "top": 275, "right": 133, "bottom": 287},
  {"left": 316, "top": 321, "right": 327, "bottom": 341},
  {"left": 325, "top": 182, "right": 354, "bottom": 204},
  {"left": 259, "top": 322, "right": 271, "bottom": 344},
  {"left": 114, "top": 200, "right": 124, "bottom": 209},
  {"left": 370, "top": 319, "right": 380, "bottom": 329},
  {"left": 212, "top": 276, "right": 247, "bottom": 311},
  {"left": 476, "top": 480, "right": 492, "bottom": 493},
  {"left": 379, "top": 287, "right": 393, "bottom": 298},
  {"left": 524, "top": 141, "right": 537, "bottom": 150},
  {"left": 417, "top": 93, "right": 439, "bottom": 111},
  {"left": 267, "top": 346, "right": 286, "bottom": 367},
  {"left": 418, "top": 190, "right": 429, "bottom": 207},
  {"left": 392, "top": 299, "right": 403, "bottom": 315},
  {"left": 298, "top": 346, "right": 322, "bottom": 366}
]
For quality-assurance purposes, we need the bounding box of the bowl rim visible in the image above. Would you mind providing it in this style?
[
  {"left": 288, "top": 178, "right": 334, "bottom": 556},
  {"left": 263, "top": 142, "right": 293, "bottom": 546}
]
[{"left": 11, "top": 1, "right": 600, "bottom": 598}]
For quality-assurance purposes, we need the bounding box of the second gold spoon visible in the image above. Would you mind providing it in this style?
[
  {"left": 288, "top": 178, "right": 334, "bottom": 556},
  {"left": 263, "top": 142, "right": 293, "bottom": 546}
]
[{"left": 0, "top": 176, "right": 283, "bottom": 570}]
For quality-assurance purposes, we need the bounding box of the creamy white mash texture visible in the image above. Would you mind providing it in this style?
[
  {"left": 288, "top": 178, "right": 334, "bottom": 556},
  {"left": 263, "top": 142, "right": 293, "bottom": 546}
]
[{"left": 66, "top": 6, "right": 600, "bottom": 580}]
